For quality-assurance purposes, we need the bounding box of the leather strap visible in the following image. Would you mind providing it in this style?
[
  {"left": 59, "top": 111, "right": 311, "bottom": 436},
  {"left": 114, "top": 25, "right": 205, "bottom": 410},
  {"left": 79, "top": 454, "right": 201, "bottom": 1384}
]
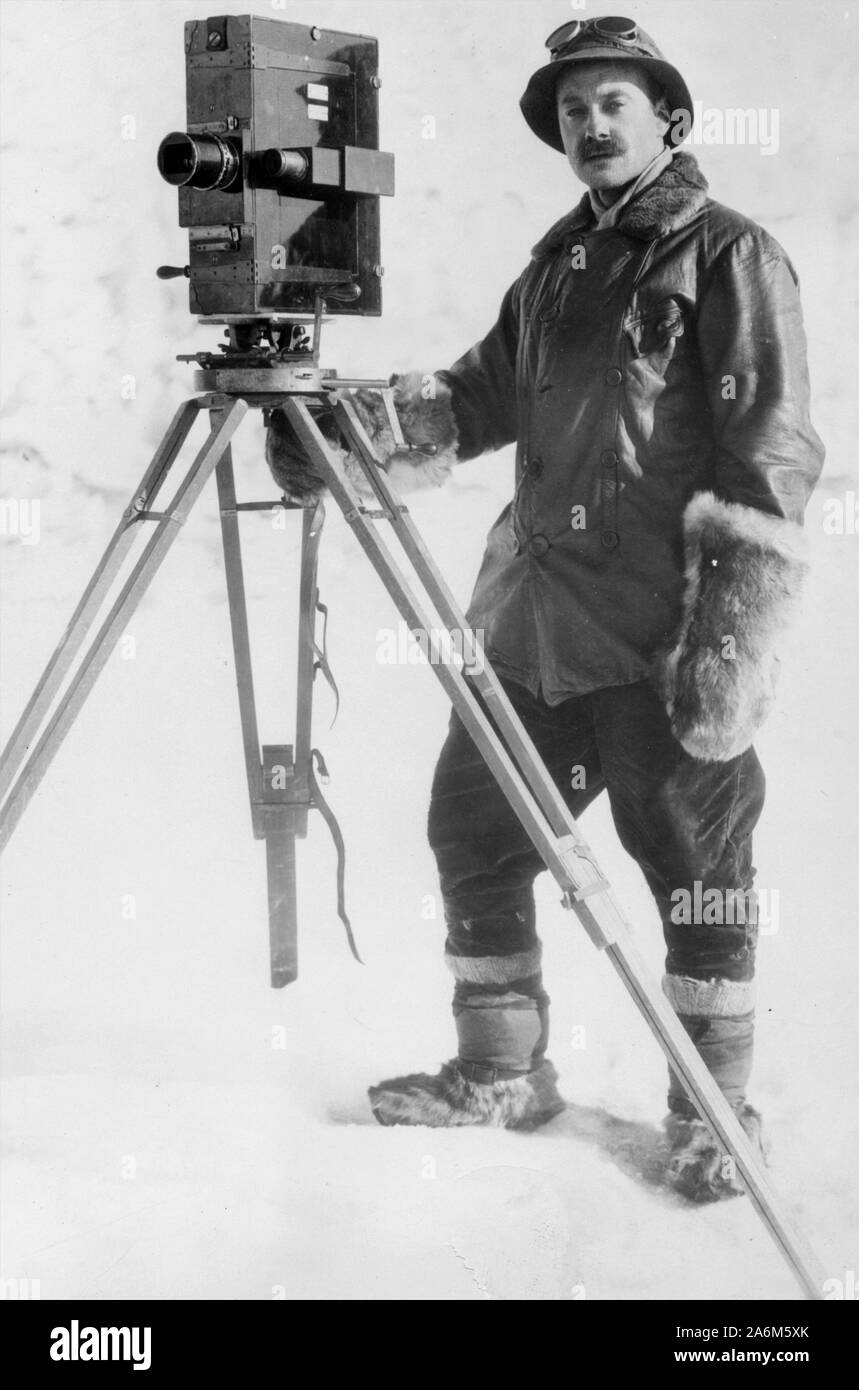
[
  {"left": 299, "top": 500, "right": 359, "bottom": 963},
  {"left": 309, "top": 749, "right": 362, "bottom": 964},
  {"left": 457, "top": 1059, "right": 532, "bottom": 1084},
  {"left": 312, "top": 598, "right": 340, "bottom": 724}
]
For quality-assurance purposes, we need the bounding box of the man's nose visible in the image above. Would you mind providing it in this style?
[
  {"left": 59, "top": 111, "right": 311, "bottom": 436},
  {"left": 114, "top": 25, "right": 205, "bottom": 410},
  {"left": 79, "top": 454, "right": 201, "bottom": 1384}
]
[{"left": 584, "top": 107, "right": 611, "bottom": 140}]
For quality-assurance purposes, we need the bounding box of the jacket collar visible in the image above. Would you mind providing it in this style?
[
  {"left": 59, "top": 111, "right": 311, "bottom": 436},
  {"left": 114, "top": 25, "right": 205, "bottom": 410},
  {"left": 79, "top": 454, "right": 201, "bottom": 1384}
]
[{"left": 531, "top": 150, "right": 710, "bottom": 257}]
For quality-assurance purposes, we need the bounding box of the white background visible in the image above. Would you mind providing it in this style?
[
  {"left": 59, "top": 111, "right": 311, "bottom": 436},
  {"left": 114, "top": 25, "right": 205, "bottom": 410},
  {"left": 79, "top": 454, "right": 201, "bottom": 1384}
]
[{"left": 1, "top": 0, "right": 857, "bottom": 1299}]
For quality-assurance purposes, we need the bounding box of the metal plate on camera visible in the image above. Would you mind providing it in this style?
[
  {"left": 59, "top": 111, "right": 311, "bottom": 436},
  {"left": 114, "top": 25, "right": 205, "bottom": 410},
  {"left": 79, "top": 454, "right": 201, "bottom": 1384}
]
[{"left": 198, "top": 314, "right": 334, "bottom": 325}]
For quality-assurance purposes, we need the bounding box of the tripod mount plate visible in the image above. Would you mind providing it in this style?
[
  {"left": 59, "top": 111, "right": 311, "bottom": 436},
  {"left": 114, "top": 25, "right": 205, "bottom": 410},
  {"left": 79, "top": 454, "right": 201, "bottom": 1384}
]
[{"left": 192, "top": 363, "right": 332, "bottom": 393}]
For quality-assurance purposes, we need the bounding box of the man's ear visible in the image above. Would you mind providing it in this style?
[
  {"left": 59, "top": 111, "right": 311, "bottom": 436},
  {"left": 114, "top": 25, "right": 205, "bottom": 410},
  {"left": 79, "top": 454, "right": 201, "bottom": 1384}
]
[{"left": 653, "top": 92, "right": 671, "bottom": 138}]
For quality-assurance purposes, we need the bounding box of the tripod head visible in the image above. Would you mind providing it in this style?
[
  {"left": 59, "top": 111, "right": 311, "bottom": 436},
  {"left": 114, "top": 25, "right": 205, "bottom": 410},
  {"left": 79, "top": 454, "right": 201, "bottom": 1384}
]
[{"left": 174, "top": 291, "right": 385, "bottom": 399}]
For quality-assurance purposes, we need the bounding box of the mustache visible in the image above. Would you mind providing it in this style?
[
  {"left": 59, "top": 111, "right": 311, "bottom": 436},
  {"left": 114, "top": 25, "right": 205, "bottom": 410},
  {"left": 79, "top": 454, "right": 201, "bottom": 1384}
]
[{"left": 579, "top": 139, "right": 624, "bottom": 160}]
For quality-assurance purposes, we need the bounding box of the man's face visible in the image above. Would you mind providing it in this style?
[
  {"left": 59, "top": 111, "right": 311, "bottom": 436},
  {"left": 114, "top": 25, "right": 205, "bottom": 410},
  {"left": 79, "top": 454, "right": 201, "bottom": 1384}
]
[{"left": 556, "top": 62, "right": 670, "bottom": 190}]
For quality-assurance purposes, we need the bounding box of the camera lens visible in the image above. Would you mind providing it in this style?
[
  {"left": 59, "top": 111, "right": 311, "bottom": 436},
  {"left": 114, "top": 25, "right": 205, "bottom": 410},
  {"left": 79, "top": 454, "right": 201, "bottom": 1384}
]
[
  {"left": 157, "top": 132, "right": 240, "bottom": 190},
  {"left": 260, "top": 148, "right": 309, "bottom": 182}
]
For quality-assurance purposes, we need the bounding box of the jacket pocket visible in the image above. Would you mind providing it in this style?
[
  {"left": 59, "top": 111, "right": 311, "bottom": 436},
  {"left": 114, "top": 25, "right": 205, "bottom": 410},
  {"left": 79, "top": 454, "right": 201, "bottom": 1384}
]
[{"left": 623, "top": 297, "right": 685, "bottom": 361}]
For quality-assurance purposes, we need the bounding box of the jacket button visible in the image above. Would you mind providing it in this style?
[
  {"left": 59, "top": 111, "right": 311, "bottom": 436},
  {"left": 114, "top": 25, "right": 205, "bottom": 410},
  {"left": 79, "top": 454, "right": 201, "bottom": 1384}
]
[
  {"left": 605, "top": 367, "right": 623, "bottom": 386},
  {"left": 600, "top": 529, "right": 620, "bottom": 549},
  {"left": 529, "top": 534, "right": 550, "bottom": 557},
  {"left": 601, "top": 448, "right": 618, "bottom": 467},
  {"left": 529, "top": 455, "right": 544, "bottom": 478}
]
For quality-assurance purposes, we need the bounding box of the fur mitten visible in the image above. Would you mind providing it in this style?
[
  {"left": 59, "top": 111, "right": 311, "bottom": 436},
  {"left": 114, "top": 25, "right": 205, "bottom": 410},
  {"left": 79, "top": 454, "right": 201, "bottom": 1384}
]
[
  {"left": 354, "top": 371, "right": 460, "bottom": 491},
  {"left": 658, "top": 492, "right": 809, "bottom": 762},
  {"left": 265, "top": 371, "right": 459, "bottom": 503},
  {"left": 265, "top": 405, "right": 332, "bottom": 503}
]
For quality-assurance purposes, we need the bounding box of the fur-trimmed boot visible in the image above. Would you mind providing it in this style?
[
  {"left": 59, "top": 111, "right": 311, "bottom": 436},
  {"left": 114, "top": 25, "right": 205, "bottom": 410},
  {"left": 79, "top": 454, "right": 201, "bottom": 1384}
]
[
  {"left": 664, "top": 1102, "right": 766, "bottom": 1203},
  {"left": 368, "top": 1057, "right": 565, "bottom": 1130},
  {"left": 662, "top": 973, "right": 764, "bottom": 1202},
  {"left": 369, "top": 940, "right": 565, "bottom": 1129}
]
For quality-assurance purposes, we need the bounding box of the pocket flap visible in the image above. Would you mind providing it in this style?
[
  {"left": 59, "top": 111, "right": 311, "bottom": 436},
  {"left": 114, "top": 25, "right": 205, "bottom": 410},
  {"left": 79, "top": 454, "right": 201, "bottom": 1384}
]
[{"left": 624, "top": 297, "right": 685, "bottom": 356}]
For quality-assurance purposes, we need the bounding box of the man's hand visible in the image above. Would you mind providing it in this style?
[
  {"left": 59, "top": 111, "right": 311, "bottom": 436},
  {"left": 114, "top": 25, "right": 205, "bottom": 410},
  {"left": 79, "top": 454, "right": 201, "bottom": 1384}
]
[
  {"left": 265, "top": 372, "right": 460, "bottom": 501},
  {"left": 354, "top": 372, "right": 460, "bottom": 490},
  {"left": 657, "top": 491, "right": 808, "bottom": 762}
]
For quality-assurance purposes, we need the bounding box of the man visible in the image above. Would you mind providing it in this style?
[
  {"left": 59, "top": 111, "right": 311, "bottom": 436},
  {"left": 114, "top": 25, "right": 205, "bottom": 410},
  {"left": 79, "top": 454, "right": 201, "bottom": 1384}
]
[{"left": 266, "top": 17, "right": 824, "bottom": 1200}]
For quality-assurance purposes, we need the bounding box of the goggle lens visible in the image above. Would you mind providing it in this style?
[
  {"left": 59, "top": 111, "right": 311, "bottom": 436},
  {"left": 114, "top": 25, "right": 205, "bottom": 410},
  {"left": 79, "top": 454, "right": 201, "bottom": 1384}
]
[
  {"left": 545, "top": 20, "right": 583, "bottom": 55},
  {"left": 545, "top": 16, "right": 640, "bottom": 57},
  {"left": 594, "top": 16, "right": 638, "bottom": 40}
]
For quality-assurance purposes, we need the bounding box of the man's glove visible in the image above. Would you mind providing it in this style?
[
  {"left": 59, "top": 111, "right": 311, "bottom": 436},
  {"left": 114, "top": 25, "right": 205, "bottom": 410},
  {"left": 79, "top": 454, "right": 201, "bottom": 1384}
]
[
  {"left": 265, "top": 371, "right": 460, "bottom": 503},
  {"left": 657, "top": 491, "right": 809, "bottom": 761},
  {"left": 265, "top": 405, "right": 335, "bottom": 504},
  {"left": 354, "top": 372, "right": 460, "bottom": 489}
]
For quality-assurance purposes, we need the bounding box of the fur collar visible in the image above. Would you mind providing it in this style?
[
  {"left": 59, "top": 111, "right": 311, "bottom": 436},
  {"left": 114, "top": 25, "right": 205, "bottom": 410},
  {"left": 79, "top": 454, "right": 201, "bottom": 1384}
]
[{"left": 531, "top": 151, "right": 710, "bottom": 257}]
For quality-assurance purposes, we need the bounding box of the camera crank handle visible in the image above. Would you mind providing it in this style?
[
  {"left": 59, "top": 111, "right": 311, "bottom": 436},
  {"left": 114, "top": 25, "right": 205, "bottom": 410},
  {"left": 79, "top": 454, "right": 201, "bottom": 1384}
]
[
  {"left": 403, "top": 441, "right": 438, "bottom": 456},
  {"left": 156, "top": 265, "right": 190, "bottom": 280},
  {"left": 378, "top": 388, "right": 437, "bottom": 457}
]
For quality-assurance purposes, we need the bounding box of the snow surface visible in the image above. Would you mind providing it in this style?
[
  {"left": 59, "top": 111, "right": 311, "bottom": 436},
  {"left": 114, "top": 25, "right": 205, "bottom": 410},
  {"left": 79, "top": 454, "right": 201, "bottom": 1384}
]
[{"left": 1, "top": 0, "right": 857, "bottom": 1300}]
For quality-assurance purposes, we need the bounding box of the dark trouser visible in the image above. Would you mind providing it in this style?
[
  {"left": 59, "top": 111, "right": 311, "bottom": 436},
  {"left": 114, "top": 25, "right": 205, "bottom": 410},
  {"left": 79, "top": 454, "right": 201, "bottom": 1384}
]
[{"left": 427, "top": 678, "right": 764, "bottom": 1112}]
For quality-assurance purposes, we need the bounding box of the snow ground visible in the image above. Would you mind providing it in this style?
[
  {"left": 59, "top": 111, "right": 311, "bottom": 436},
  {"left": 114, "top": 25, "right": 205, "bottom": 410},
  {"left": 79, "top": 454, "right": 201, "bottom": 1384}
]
[{"left": 1, "top": 0, "right": 857, "bottom": 1300}]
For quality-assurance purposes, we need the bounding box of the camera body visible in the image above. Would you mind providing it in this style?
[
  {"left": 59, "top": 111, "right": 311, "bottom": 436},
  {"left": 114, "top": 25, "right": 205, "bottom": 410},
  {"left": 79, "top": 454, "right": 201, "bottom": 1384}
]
[{"left": 158, "top": 14, "right": 394, "bottom": 317}]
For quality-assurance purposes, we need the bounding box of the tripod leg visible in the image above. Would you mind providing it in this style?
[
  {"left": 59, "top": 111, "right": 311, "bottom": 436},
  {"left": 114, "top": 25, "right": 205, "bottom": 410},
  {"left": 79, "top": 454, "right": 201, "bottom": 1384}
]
[
  {"left": 333, "top": 399, "right": 611, "bottom": 858},
  {"left": 266, "top": 827, "right": 298, "bottom": 987},
  {"left": 262, "top": 509, "right": 322, "bottom": 987},
  {"left": 290, "top": 400, "right": 593, "bottom": 888},
  {"left": 0, "top": 400, "right": 201, "bottom": 806},
  {"left": 260, "top": 511, "right": 327, "bottom": 986},
  {"left": 284, "top": 396, "right": 827, "bottom": 1301},
  {"left": 0, "top": 398, "right": 248, "bottom": 853},
  {"left": 216, "top": 445, "right": 263, "bottom": 807},
  {"left": 216, "top": 448, "right": 308, "bottom": 986}
]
